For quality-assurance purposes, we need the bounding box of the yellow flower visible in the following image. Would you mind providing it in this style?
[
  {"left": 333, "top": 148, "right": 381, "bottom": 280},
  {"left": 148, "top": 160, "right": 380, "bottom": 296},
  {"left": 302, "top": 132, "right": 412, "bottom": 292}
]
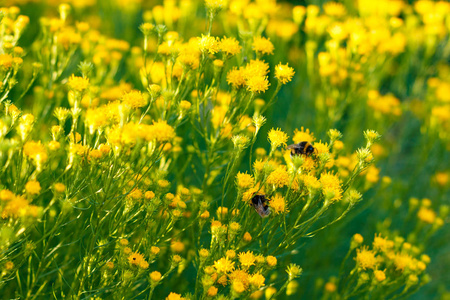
[
  {"left": 275, "top": 63, "right": 295, "bottom": 84},
  {"left": 249, "top": 273, "right": 265, "bottom": 288},
  {"left": 374, "top": 270, "right": 386, "bottom": 282},
  {"left": 197, "top": 34, "right": 219, "bottom": 54},
  {"left": 372, "top": 234, "right": 392, "bottom": 252},
  {"left": 179, "top": 100, "right": 191, "bottom": 111},
  {"left": 252, "top": 36, "right": 274, "bottom": 55},
  {"left": 128, "top": 252, "right": 145, "bottom": 266},
  {"left": 170, "top": 241, "right": 185, "bottom": 253},
  {"left": 319, "top": 172, "right": 343, "bottom": 201},
  {"left": 5, "top": 261, "right": 14, "bottom": 270},
  {"left": 267, "top": 166, "right": 290, "bottom": 188},
  {"left": 0, "top": 54, "right": 13, "bottom": 69},
  {"left": 323, "top": 2, "right": 347, "bottom": 17},
  {"left": 232, "top": 281, "right": 246, "bottom": 293},
  {"left": 200, "top": 210, "right": 210, "bottom": 219},
  {"left": 434, "top": 172, "right": 448, "bottom": 187},
  {"left": 236, "top": 172, "right": 255, "bottom": 190},
  {"left": 122, "top": 90, "right": 146, "bottom": 108},
  {"left": 23, "top": 141, "right": 48, "bottom": 163},
  {"left": 25, "top": 180, "right": 41, "bottom": 195},
  {"left": 246, "top": 75, "right": 270, "bottom": 93},
  {"left": 139, "top": 260, "right": 149, "bottom": 269},
  {"left": 266, "top": 256, "right": 277, "bottom": 267},
  {"left": 227, "top": 67, "right": 246, "bottom": 88},
  {"left": 293, "top": 6, "right": 306, "bottom": 24},
  {"left": 293, "top": 127, "right": 315, "bottom": 144},
  {"left": 147, "top": 120, "right": 176, "bottom": 143},
  {"left": 207, "top": 286, "right": 218, "bottom": 296},
  {"left": 151, "top": 246, "right": 161, "bottom": 255},
  {"left": 301, "top": 174, "right": 321, "bottom": 190},
  {"left": 269, "top": 194, "right": 287, "bottom": 214},
  {"left": 243, "top": 59, "right": 269, "bottom": 79},
  {"left": 313, "top": 142, "right": 329, "bottom": 154},
  {"left": 286, "top": 263, "right": 302, "bottom": 278},
  {"left": 214, "top": 257, "right": 235, "bottom": 274},
  {"left": 226, "top": 249, "right": 236, "bottom": 259},
  {"left": 352, "top": 233, "right": 364, "bottom": 244},
  {"left": 324, "top": 282, "right": 337, "bottom": 292},
  {"left": 199, "top": 249, "right": 209, "bottom": 258},
  {"left": 54, "top": 183, "right": 66, "bottom": 193},
  {"left": 166, "top": 292, "right": 184, "bottom": 300},
  {"left": 145, "top": 191, "right": 155, "bottom": 200},
  {"left": 355, "top": 247, "right": 377, "bottom": 270},
  {"left": 393, "top": 253, "right": 414, "bottom": 271},
  {"left": 268, "top": 128, "right": 288, "bottom": 148},
  {"left": 205, "top": 0, "right": 226, "bottom": 11},
  {"left": 417, "top": 207, "right": 436, "bottom": 224},
  {"left": 0, "top": 189, "right": 14, "bottom": 201},
  {"left": 238, "top": 251, "right": 256, "bottom": 269},
  {"left": 220, "top": 36, "right": 241, "bottom": 56},
  {"left": 67, "top": 75, "right": 89, "bottom": 92},
  {"left": 243, "top": 232, "right": 252, "bottom": 242},
  {"left": 150, "top": 271, "right": 162, "bottom": 282}
]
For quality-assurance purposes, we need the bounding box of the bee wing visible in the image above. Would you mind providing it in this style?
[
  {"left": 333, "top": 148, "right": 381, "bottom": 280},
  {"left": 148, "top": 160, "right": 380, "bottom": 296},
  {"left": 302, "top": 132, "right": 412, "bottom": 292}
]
[
  {"left": 253, "top": 202, "right": 271, "bottom": 218},
  {"left": 287, "top": 144, "right": 297, "bottom": 150}
]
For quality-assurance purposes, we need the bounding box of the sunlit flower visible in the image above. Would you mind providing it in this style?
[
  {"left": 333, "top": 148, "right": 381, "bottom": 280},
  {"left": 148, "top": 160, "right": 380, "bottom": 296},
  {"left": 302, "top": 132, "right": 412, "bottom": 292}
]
[
  {"left": 220, "top": 36, "right": 241, "bottom": 56},
  {"left": 68, "top": 75, "right": 89, "bottom": 92},
  {"left": 275, "top": 63, "right": 295, "bottom": 84},
  {"left": 238, "top": 251, "right": 256, "bottom": 269},
  {"left": 214, "top": 257, "right": 235, "bottom": 274},
  {"left": 268, "top": 128, "right": 288, "bottom": 148},
  {"left": 122, "top": 90, "right": 146, "bottom": 108},
  {"left": 320, "top": 172, "right": 343, "bottom": 201},
  {"left": 246, "top": 75, "right": 270, "bottom": 93},
  {"left": 267, "top": 166, "right": 290, "bottom": 188},
  {"left": 197, "top": 34, "right": 219, "bottom": 54},
  {"left": 236, "top": 172, "right": 255, "bottom": 190},
  {"left": 252, "top": 36, "right": 274, "bottom": 55},
  {"left": 269, "top": 194, "right": 287, "bottom": 214}
]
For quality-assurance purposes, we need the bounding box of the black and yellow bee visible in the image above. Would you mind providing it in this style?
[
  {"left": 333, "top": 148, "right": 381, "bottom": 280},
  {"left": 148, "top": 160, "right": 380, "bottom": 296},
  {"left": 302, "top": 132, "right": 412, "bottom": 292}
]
[
  {"left": 287, "top": 141, "right": 316, "bottom": 157},
  {"left": 251, "top": 194, "right": 271, "bottom": 218}
]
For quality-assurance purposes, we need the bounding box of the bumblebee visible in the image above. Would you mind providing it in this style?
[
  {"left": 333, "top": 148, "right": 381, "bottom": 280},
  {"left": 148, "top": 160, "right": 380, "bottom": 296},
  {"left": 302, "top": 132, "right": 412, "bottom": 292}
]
[
  {"left": 287, "top": 141, "right": 316, "bottom": 157},
  {"left": 251, "top": 194, "right": 271, "bottom": 218}
]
